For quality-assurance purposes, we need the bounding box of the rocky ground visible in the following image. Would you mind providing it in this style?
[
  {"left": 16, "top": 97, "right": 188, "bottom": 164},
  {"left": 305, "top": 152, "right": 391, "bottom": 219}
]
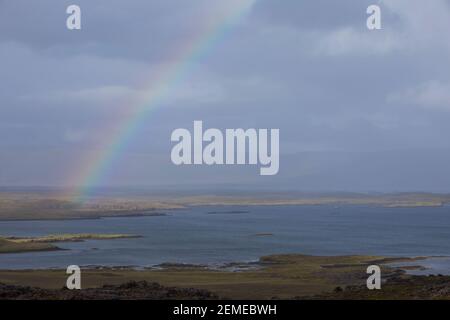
[
  {"left": 3, "top": 275, "right": 450, "bottom": 300},
  {"left": 0, "top": 281, "right": 218, "bottom": 300},
  {"left": 308, "top": 275, "right": 450, "bottom": 299}
]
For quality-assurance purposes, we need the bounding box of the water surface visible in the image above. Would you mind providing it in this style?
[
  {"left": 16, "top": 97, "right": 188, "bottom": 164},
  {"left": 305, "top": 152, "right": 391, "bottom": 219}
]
[{"left": 1, "top": 205, "right": 449, "bottom": 273}]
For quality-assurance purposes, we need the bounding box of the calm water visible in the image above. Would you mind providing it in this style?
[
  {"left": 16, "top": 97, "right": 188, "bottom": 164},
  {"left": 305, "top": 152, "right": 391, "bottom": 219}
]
[{"left": 1, "top": 205, "right": 450, "bottom": 272}]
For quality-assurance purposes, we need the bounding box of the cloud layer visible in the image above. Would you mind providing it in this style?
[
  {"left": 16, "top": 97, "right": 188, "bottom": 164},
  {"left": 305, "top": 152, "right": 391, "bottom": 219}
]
[{"left": 1, "top": 0, "right": 450, "bottom": 191}]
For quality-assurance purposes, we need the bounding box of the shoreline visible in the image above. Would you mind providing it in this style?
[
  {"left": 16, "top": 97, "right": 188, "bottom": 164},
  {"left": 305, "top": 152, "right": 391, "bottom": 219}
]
[
  {"left": 0, "top": 254, "right": 434, "bottom": 271},
  {"left": 0, "top": 202, "right": 445, "bottom": 222},
  {"left": 1, "top": 192, "right": 449, "bottom": 221},
  {"left": 0, "top": 253, "right": 446, "bottom": 299},
  {"left": 1, "top": 193, "right": 449, "bottom": 298}
]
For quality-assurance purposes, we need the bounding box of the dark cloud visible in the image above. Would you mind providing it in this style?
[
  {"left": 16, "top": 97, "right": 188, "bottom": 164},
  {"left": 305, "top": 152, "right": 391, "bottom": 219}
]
[{"left": 1, "top": 0, "right": 450, "bottom": 190}]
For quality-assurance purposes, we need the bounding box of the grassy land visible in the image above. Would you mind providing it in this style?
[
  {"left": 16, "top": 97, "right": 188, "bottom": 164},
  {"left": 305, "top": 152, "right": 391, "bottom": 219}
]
[{"left": 0, "top": 254, "right": 413, "bottom": 299}]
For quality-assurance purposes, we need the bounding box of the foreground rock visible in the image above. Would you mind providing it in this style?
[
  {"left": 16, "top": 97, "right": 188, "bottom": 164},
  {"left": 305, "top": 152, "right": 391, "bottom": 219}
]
[
  {"left": 0, "top": 281, "right": 219, "bottom": 300},
  {"left": 308, "top": 275, "right": 450, "bottom": 300}
]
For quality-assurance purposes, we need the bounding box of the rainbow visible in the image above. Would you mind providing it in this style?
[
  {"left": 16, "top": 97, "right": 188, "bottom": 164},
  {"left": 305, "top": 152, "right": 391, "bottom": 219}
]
[{"left": 68, "top": 0, "right": 257, "bottom": 201}]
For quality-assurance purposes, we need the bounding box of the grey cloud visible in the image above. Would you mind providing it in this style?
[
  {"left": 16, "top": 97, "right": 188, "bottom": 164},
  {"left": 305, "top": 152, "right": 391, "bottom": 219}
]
[{"left": 1, "top": 1, "right": 450, "bottom": 191}]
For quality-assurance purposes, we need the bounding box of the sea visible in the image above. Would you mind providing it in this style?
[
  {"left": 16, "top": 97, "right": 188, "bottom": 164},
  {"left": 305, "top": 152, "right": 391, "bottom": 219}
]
[{"left": 0, "top": 205, "right": 449, "bottom": 274}]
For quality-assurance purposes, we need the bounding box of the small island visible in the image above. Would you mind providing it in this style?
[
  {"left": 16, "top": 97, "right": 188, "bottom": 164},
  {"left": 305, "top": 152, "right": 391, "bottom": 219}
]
[{"left": 0, "top": 233, "right": 141, "bottom": 254}]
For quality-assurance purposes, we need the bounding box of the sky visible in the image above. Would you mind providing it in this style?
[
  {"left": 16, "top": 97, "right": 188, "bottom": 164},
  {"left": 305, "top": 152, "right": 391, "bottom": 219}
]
[{"left": 1, "top": 0, "right": 450, "bottom": 192}]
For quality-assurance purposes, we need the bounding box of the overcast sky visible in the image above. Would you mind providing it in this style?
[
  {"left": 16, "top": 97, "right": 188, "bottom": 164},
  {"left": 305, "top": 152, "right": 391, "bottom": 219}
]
[{"left": 1, "top": 0, "right": 450, "bottom": 192}]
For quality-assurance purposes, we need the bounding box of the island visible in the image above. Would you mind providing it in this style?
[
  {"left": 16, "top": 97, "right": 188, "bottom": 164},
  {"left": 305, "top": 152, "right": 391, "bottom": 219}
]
[{"left": 0, "top": 233, "right": 141, "bottom": 254}]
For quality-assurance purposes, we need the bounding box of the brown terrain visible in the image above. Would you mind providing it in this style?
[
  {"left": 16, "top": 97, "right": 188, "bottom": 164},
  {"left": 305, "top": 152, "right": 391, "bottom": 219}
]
[
  {"left": 1, "top": 191, "right": 449, "bottom": 221},
  {"left": 0, "top": 281, "right": 217, "bottom": 300},
  {"left": 309, "top": 275, "right": 450, "bottom": 300},
  {"left": 1, "top": 254, "right": 446, "bottom": 300}
]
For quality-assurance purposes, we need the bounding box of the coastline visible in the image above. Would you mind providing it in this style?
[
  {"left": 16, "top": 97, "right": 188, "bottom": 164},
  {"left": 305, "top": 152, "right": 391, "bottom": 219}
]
[
  {"left": 1, "top": 192, "right": 450, "bottom": 299},
  {"left": 0, "top": 253, "right": 443, "bottom": 299},
  {"left": 1, "top": 191, "right": 449, "bottom": 221}
]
